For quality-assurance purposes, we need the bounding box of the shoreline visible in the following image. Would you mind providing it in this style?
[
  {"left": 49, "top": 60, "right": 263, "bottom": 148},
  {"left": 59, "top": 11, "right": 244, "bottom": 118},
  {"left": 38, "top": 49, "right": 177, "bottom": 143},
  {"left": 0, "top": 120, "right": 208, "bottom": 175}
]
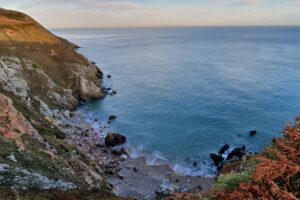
[{"left": 56, "top": 106, "right": 214, "bottom": 199}]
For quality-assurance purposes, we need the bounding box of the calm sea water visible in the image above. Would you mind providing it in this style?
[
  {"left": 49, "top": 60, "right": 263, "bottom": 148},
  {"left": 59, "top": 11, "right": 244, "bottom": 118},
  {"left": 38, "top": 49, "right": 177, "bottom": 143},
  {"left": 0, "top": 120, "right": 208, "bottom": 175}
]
[{"left": 53, "top": 27, "right": 300, "bottom": 175}]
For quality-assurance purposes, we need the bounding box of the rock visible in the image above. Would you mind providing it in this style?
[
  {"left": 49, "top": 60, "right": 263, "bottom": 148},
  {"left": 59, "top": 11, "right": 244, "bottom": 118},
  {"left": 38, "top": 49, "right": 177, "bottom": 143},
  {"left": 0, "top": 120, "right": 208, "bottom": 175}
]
[
  {"left": 78, "top": 76, "right": 102, "bottom": 101},
  {"left": 193, "top": 162, "right": 198, "bottom": 167},
  {"left": 210, "top": 153, "right": 224, "bottom": 167},
  {"left": 226, "top": 146, "right": 247, "bottom": 160},
  {"left": 249, "top": 130, "right": 257, "bottom": 136},
  {"left": 110, "top": 90, "right": 117, "bottom": 95},
  {"left": 7, "top": 154, "right": 17, "bottom": 163},
  {"left": 0, "top": 93, "right": 40, "bottom": 150},
  {"left": 117, "top": 174, "right": 124, "bottom": 180},
  {"left": 121, "top": 147, "right": 131, "bottom": 156},
  {"left": 105, "top": 133, "right": 126, "bottom": 147},
  {"left": 112, "top": 149, "right": 123, "bottom": 156},
  {"left": 218, "top": 144, "right": 230, "bottom": 155},
  {"left": 107, "top": 74, "right": 111, "bottom": 78},
  {"left": 63, "top": 110, "right": 70, "bottom": 118},
  {"left": 108, "top": 115, "right": 117, "bottom": 123},
  {"left": 120, "top": 154, "right": 128, "bottom": 160},
  {"left": 156, "top": 178, "right": 179, "bottom": 197},
  {"left": 132, "top": 167, "right": 138, "bottom": 173}
]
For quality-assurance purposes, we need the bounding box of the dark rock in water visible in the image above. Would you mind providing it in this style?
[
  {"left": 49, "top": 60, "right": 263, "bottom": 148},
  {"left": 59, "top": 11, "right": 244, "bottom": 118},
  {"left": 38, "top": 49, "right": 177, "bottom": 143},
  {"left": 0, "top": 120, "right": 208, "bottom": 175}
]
[
  {"left": 107, "top": 74, "right": 112, "bottom": 78},
  {"left": 96, "top": 67, "right": 103, "bottom": 78},
  {"left": 193, "top": 161, "right": 198, "bottom": 167},
  {"left": 218, "top": 144, "right": 230, "bottom": 155},
  {"left": 105, "top": 133, "right": 126, "bottom": 147},
  {"left": 210, "top": 153, "right": 224, "bottom": 167},
  {"left": 249, "top": 130, "right": 257, "bottom": 136},
  {"left": 226, "top": 146, "right": 247, "bottom": 160},
  {"left": 108, "top": 115, "right": 117, "bottom": 123},
  {"left": 132, "top": 167, "right": 138, "bottom": 173},
  {"left": 110, "top": 90, "right": 117, "bottom": 95}
]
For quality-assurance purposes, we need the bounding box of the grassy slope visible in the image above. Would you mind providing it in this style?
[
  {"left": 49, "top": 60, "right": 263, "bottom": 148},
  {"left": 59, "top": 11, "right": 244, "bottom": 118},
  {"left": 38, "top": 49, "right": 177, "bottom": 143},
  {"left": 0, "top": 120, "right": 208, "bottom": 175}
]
[{"left": 0, "top": 90, "right": 121, "bottom": 199}]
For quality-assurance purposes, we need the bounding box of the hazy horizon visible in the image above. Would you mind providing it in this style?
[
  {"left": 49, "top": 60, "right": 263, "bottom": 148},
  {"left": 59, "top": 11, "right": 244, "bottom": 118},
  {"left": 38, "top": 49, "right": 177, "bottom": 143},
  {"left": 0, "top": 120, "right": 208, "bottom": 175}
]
[{"left": 1, "top": 0, "right": 300, "bottom": 28}]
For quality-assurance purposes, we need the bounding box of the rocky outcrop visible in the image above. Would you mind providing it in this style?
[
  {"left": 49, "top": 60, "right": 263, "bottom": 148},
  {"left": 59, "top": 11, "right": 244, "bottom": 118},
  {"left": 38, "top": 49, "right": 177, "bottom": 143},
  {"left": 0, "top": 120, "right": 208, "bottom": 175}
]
[
  {"left": 0, "top": 8, "right": 104, "bottom": 112},
  {"left": 0, "top": 163, "right": 76, "bottom": 190},
  {"left": 0, "top": 93, "right": 40, "bottom": 150}
]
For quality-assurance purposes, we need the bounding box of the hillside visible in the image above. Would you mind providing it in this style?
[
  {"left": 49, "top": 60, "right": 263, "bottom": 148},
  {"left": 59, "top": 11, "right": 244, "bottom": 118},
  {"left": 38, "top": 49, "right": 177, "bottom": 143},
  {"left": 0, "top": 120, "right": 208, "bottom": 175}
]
[
  {"left": 0, "top": 8, "right": 104, "bottom": 110},
  {"left": 0, "top": 8, "right": 120, "bottom": 199}
]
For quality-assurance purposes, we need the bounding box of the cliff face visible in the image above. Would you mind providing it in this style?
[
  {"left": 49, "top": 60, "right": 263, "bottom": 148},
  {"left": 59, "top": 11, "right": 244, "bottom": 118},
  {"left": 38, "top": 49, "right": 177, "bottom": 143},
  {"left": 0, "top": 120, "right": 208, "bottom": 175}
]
[
  {"left": 0, "top": 8, "right": 116, "bottom": 198},
  {"left": 0, "top": 8, "right": 104, "bottom": 110}
]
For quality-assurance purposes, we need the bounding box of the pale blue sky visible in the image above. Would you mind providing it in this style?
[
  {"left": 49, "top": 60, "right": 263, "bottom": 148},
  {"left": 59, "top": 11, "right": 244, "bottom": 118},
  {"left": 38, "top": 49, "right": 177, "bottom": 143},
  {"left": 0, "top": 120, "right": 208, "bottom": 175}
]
[{"left": 1, "top": 0, "right": 300, "bottom": 28}]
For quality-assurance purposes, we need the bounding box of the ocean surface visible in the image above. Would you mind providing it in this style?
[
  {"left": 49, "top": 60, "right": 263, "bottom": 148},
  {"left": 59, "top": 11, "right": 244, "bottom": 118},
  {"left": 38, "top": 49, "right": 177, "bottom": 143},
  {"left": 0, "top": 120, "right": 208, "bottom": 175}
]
[{"left": 53, "top": 27, "right": 300, "bottom": 176}]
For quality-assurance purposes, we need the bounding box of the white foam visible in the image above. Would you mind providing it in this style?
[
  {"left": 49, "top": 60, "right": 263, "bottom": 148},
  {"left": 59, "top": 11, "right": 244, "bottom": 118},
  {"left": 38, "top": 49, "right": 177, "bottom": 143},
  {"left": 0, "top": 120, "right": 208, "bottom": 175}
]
[{"left": 173, "top": 162, "right": 216, "bottom": 177}]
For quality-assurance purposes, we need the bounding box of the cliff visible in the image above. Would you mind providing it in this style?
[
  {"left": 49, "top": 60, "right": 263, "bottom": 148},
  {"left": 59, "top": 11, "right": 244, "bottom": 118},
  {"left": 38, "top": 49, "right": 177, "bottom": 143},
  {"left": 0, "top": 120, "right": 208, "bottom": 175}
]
[
  {"left": 0, "top": 7, "right": 104, "bottom": 110},
  {"left": 0, "top": 8, "right": 120, "bottom": 199}
]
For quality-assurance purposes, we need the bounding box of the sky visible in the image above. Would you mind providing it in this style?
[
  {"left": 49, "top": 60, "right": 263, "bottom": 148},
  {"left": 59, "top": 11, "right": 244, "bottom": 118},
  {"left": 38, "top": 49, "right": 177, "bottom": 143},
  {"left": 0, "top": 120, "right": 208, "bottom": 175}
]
[{"left": 1, "top": 0, "right": 300, "bottom": 28}]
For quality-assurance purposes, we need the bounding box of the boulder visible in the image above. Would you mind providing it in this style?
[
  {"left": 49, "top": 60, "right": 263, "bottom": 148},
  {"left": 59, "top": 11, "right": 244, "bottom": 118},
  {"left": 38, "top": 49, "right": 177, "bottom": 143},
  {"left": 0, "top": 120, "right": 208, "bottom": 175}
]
[
  {"left": 105, "top": 133, "right": 126, "bottom": 147},
  {"left": 108, "top": 115, "right": 117, "bottom": 123},
  {"left": 210, "top": 153, "right": 224, "bottom": 167},
  {"left": 226, "top": 146, "right": 247, "bottom": 160},
  {"left": 218, "top": 144, "right": 229, "bottom": 155},
  {"left": 249, "top": 130, "right": 257, "bottom": 136},
  {"left": 112, "top": 149, "right": 123, "bottom": 156}
]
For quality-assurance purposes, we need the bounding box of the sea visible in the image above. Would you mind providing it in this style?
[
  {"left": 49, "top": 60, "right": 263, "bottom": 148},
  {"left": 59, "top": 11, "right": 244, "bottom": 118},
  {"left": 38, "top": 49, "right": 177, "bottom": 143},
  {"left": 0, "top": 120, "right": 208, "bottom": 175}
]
[{"left": 53, "top": 26, "right": 300, "bottom": 176}]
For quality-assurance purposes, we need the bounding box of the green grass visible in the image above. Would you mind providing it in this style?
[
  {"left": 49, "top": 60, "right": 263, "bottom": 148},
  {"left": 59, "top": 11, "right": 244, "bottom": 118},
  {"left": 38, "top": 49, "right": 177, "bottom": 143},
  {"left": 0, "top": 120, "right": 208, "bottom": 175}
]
[
  {"left": 213, "top": 157, "right": 259, "bottom": 191},
  {"left": 31, "top": 63, "right": 39, "bottom": 69},
  {"left": 0, "top": 137, "right": 18, "bottom": 159},
  {"left": 33, "top": 123, "right": 66, "bottom": 139},
  {"left": 214, "top": 172, "right": 251, "bottom": 190}
]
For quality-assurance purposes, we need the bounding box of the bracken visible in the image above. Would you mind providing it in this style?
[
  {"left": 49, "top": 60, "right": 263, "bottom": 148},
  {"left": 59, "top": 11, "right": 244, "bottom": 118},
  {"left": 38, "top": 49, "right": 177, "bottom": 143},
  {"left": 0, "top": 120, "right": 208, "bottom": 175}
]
[{"left": 212, "top": 117, "right": 300, "bottom": 200}]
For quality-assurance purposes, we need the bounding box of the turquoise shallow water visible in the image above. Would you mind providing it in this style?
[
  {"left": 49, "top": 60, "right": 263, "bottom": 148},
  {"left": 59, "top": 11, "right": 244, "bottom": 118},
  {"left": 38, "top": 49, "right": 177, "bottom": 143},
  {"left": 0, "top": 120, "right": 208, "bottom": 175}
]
[{"left": 53, "top": 27, "right": 300, "bottom": 175}]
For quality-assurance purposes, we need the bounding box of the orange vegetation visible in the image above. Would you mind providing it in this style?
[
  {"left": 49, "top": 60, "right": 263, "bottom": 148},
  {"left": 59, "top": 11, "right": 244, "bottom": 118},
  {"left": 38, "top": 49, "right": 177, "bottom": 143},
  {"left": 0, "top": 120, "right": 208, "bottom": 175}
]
[{"left": 212, "top": 118, "right": 300, "bottom": 200}]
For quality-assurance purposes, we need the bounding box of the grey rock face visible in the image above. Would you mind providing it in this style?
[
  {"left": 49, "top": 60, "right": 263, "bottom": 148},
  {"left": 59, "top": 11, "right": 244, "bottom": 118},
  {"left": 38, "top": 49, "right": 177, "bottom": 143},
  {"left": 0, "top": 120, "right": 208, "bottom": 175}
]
[{"left": 0, "top": 163, "right": 77, "bottom": 190}]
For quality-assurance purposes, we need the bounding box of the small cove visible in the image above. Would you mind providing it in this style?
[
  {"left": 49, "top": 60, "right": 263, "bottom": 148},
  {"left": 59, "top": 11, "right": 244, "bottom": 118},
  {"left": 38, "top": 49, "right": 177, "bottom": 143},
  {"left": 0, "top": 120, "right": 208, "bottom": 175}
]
[{"left": 54, "top": 27, "right": 300, "bottom": 176}]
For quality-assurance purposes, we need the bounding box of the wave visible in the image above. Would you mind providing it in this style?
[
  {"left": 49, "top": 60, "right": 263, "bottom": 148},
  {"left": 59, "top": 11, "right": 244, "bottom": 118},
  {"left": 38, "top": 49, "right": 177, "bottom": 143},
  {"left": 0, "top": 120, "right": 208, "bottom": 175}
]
[{"left": 80, "top": 109, "right": 217, "bottom": 177}]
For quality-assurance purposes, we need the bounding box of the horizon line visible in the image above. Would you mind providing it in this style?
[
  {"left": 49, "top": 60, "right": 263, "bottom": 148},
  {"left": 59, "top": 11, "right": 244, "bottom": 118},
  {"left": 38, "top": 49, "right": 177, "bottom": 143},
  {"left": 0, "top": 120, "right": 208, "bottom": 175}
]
[{"left": 50, "top": 24, "right": 300, "bottom": 30}]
